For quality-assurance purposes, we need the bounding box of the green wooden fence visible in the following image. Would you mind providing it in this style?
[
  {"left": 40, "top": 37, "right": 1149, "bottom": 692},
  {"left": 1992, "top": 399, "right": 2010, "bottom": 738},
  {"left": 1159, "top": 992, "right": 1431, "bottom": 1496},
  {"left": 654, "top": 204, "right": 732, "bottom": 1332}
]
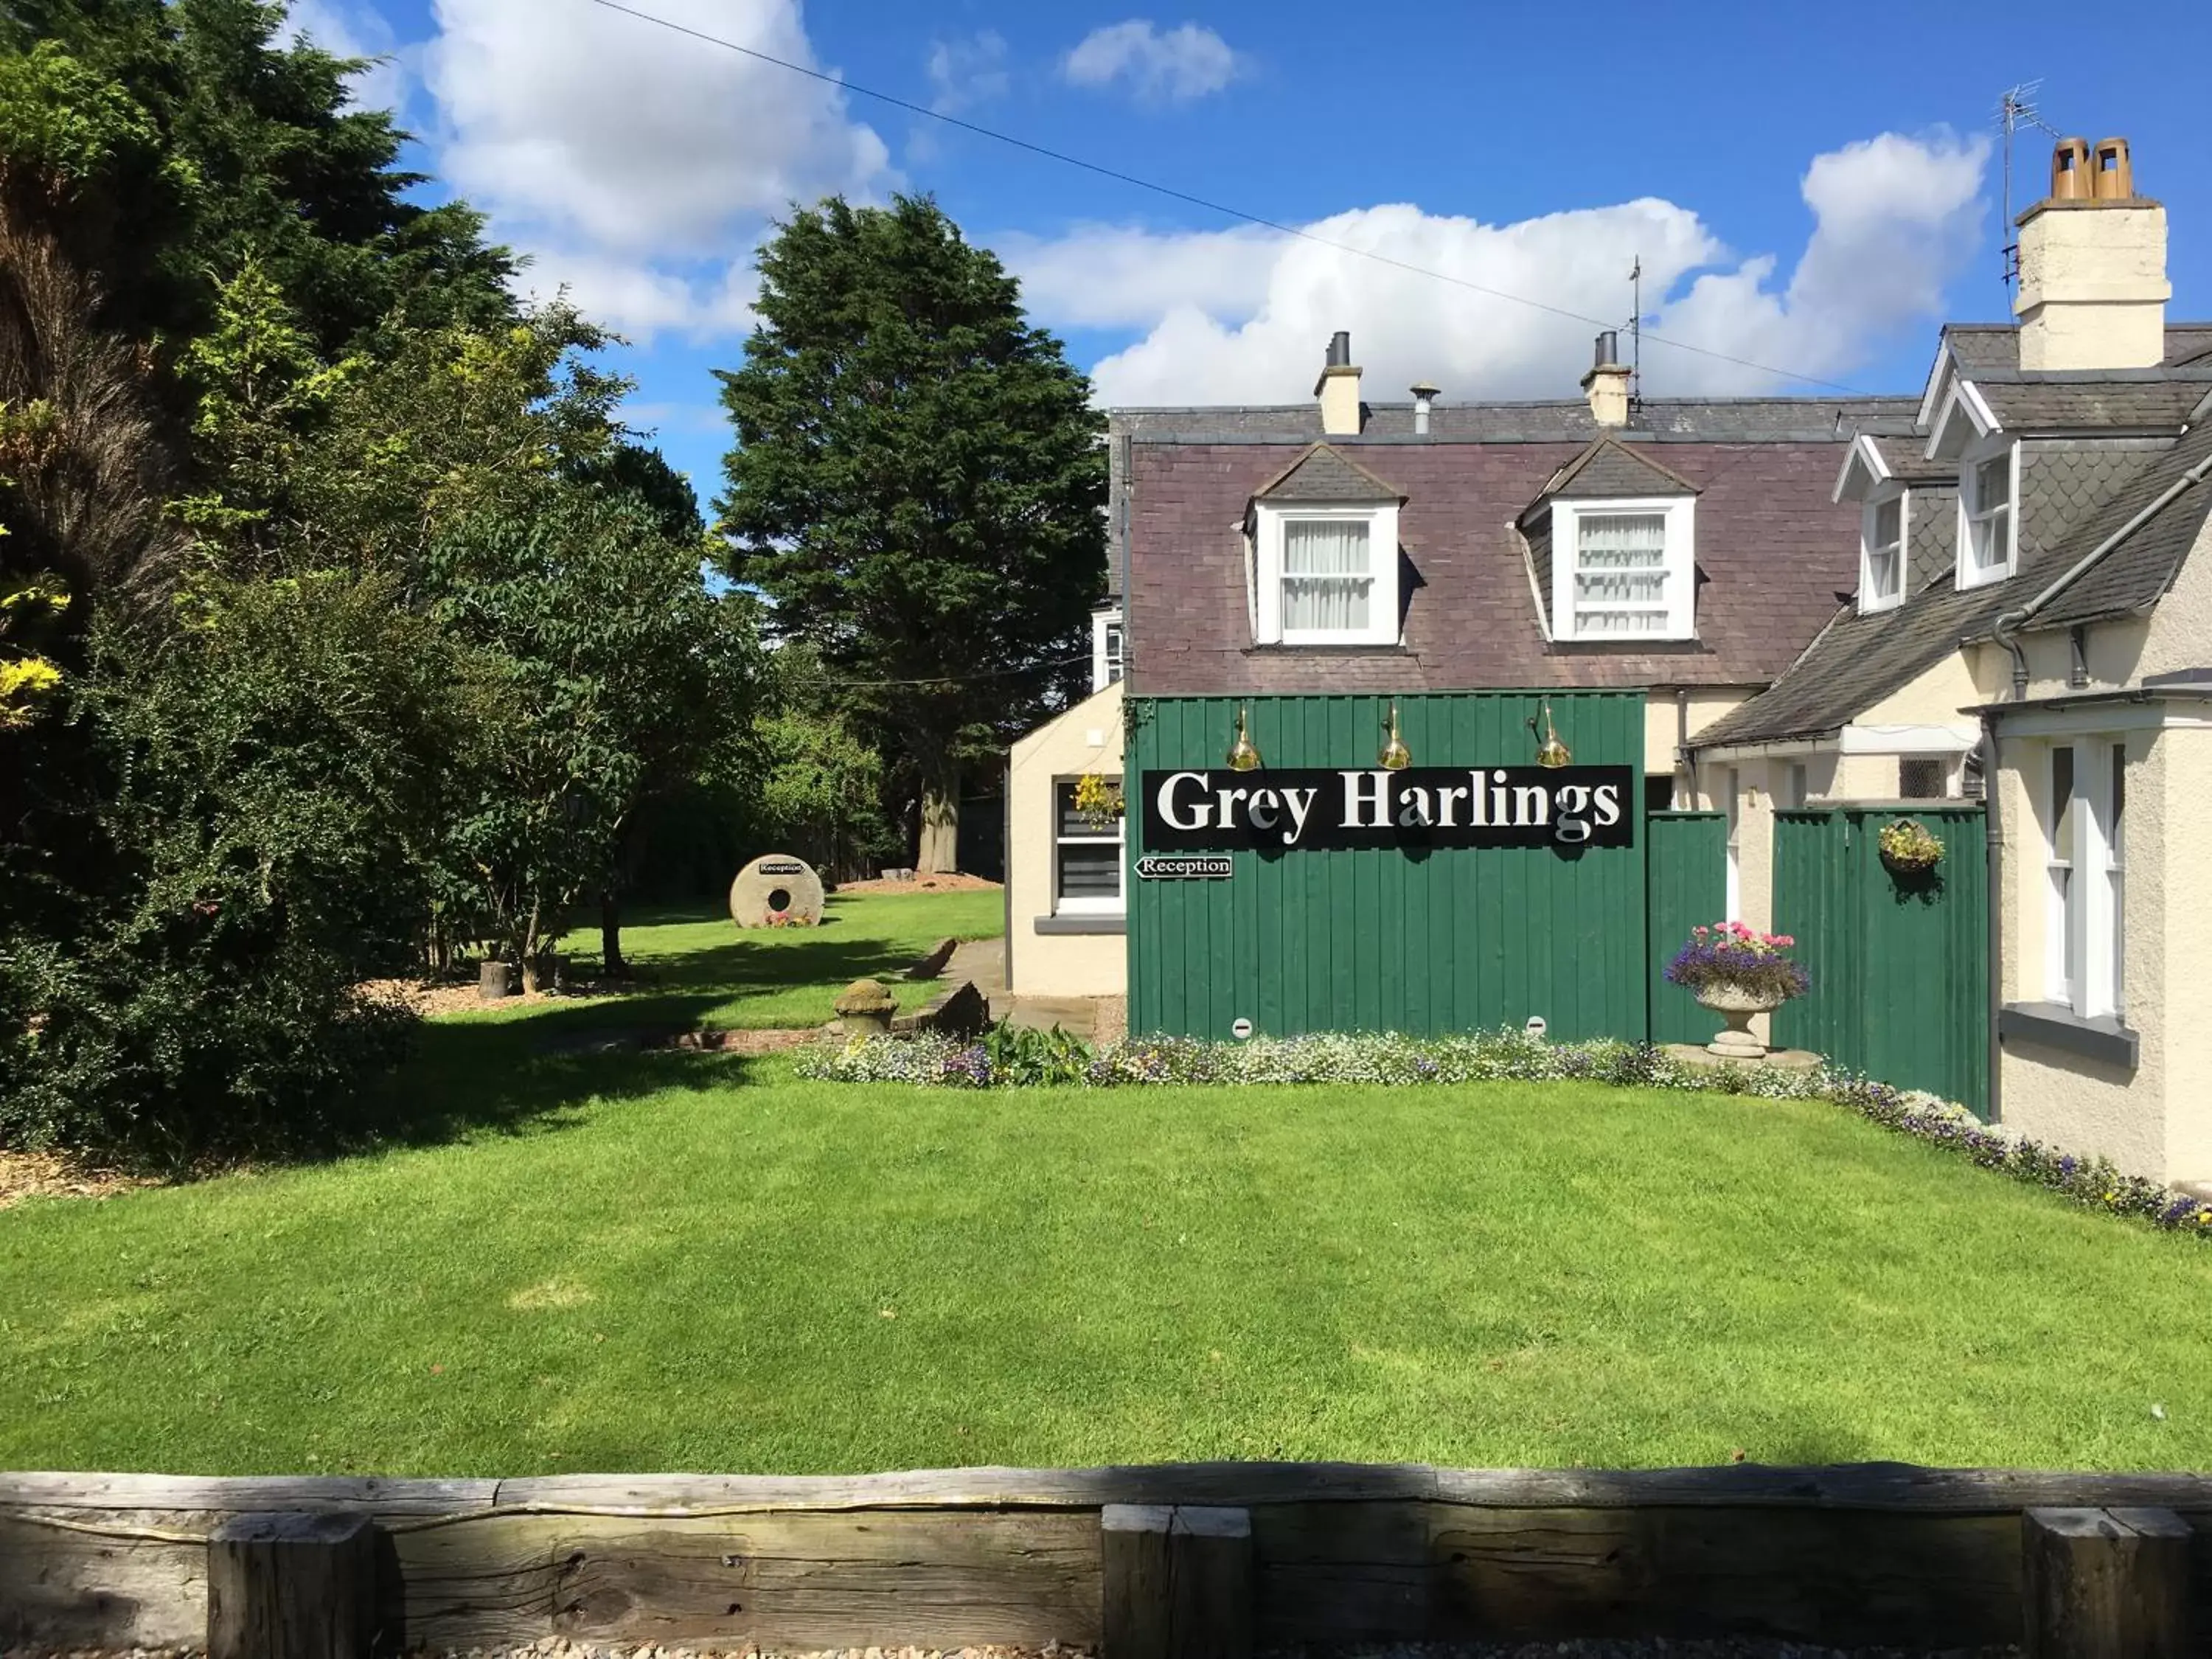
[
  {"left": 1768, "top": 807, "right": 1990, "bottom": 1113},
  {"left": 1645, "top": 811, "right": 1728, "bottom": 1047},
  {"left": 1125, "top": 692, "right": 1648, "bottom": 1040}
]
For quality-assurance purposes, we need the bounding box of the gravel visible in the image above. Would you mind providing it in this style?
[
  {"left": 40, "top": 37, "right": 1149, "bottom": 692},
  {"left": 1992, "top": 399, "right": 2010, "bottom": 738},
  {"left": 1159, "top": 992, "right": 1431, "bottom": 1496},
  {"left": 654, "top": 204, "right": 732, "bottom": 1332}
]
[{"left": 0, "top": 1643, "right": 2021, "bottom": 1659}]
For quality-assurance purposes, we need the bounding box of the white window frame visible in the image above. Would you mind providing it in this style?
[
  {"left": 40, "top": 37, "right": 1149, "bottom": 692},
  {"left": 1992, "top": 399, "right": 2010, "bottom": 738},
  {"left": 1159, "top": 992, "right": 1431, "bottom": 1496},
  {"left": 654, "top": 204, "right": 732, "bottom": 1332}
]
[
  {"left": 1721, "top": 765, "right": 1742, "bottom": 922},
  {"left": 1957, "top": 437, "right": 2019, "bottom": 590},
  {"left": 1252, "top": 501, "right": 1399, "bottom": 647},
  {"left": 1052, "top": 776, "right": 1124, "bottom": 917},
  {"left": 2042, "top": 739, "right": 2124, "bottom": 1019},
  {"left": 1091, "top": 608, "right": 1124, "bottom": 693},
  {"left": 1859, "top": 486, "right": 1907, "bottom": 614},
  {"left": 1549, "top": 496, "right": 1697, "bottom": 642}
]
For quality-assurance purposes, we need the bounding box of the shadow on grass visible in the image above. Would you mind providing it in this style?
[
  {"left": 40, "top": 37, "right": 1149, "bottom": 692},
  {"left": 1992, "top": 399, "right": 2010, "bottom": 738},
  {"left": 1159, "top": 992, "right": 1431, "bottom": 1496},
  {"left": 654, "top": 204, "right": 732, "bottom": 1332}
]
[{"left": 359, "top": 1014, "right": 771, "bottom": 1151}]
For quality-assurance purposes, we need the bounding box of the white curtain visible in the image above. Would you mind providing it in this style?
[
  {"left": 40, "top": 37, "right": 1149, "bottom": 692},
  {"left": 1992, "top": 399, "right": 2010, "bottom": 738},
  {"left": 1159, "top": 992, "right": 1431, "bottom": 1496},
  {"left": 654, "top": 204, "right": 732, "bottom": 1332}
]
[
  {"left": 1573, "top": 512, "right": 1666, "bottom": 634},
  {"left": 1281, "top": 520, "right": 1371, "bottom": 631}
]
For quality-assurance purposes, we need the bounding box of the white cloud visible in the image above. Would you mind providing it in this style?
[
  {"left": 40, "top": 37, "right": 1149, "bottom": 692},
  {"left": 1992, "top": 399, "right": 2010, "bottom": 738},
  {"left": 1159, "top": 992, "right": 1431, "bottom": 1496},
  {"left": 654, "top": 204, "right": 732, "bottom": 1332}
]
[
  {"left": 927, "top": 30, "right": 1009, "bottom": 116},
  {"left": 422, "top": 0, "right": 891, "bottom": 339},
  {"left": 1062, "top": 20, "right": 1241, "bottom": 102},
  {"left": 1040, "top": 130, "right": 1989, "bottom": 406},
  {"left": 278, "top": 0, "right": 411, "bottom": 118}
]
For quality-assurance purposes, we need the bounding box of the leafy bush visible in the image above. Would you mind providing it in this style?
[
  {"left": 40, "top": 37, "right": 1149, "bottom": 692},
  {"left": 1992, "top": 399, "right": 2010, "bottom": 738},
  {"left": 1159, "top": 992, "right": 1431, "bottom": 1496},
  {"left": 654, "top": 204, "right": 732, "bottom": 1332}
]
[
  {"left": 796, "top": 1028, "right": 2212, "bottom": 1243},
  {"left": 1664, "top": 921, "right": 1810, "bottom": 1001}
]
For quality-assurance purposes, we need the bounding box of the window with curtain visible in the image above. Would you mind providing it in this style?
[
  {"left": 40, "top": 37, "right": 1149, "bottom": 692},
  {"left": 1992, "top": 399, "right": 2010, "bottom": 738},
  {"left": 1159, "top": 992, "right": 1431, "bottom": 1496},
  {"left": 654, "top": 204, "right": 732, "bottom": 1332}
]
[
  {"left": 1863, "top": 494, "right": 1904, "bottom": 608},
  {"left": 1281, "top": 518, "right": 1372, "bottom": 635},
  {"left": 1054, "top": 779, "right": 1123, "bottom": 914},
  {"left": 1963, "top": 446, "right": 2014, "bottom": 582},
  {"left": 1572, "top": 512, "right": 1669, "bottom": 635}
]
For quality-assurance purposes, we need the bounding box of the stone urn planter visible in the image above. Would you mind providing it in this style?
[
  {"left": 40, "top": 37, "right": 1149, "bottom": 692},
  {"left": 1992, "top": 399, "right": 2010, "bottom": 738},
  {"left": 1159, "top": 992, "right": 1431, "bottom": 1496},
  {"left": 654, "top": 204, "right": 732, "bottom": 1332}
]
[
  {"left": 833, "top": 977, "right": 897, "bottom": 1037},
  {"left": 1695, "top": 979, "right": 1790, "bottom": 1060}
]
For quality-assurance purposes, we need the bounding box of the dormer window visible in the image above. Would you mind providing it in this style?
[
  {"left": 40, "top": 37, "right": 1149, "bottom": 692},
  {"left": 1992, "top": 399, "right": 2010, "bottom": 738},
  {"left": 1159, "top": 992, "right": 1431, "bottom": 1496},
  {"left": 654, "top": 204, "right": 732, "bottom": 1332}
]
[
  {"left": 1548, "top": 497, "right": 1697, "bottom": 641},
  {"left": 1091, "top": 607, "right": 1124, "bottom": 692},
  {"left": 1248, "top": 444, "right": 1405, "bottom": 648},
  {"left": 1255, "top": 504, "right": 1400, "bottom": 645},
  {"left": 1959, "top": 440, "right": 2017, "bottom": 588},
  {"left": 1860, "top": 489, "right": 1907, "bottom": 613}
]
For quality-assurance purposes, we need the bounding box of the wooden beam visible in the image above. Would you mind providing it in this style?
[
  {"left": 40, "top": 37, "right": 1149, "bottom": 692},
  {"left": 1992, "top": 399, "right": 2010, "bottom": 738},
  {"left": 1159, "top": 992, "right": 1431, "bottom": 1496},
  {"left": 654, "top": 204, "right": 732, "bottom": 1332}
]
[
  {"left": 206, "top": 1512, "right": 378, "bottom": 1659},
  {"left": 1102, "top": 1504, "right": 1252, "bottom": 1659},
  {"left": 2022, "top": 1506, "right": 2191, "bottom": 1658}
]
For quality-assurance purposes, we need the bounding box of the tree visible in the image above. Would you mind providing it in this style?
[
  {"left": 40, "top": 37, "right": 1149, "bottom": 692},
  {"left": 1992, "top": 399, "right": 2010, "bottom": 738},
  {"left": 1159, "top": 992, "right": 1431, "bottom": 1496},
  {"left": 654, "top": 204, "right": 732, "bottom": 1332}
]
[
  {"left": 425, "top": 487, "right": 759, "bottom": 988},
  {"left": 717, "top": 195, "right": 1106, "bottom": 874}
]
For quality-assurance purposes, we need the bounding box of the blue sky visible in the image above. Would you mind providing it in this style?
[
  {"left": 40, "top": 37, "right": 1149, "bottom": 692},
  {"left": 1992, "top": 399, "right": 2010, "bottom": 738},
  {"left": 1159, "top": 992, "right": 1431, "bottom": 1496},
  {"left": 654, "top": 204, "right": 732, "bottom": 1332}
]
[{"left": 292, "top": 0, "right": 2212, "bottom": 504}]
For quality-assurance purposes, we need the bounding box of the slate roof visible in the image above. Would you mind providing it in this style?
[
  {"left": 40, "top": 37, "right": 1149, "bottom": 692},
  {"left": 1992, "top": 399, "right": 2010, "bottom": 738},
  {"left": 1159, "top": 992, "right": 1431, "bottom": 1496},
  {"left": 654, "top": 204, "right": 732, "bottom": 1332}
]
[
  {"left": 1863, "top": 435, "right": 1957, "bottom": 484},
  {"left": 1539, "top": 437, "right": 1700, "bottom": 502},
  {"left": 1124, "top": 432, "right": 1877, "bottom": 695},
  {"left": 1109, "top": 396, "right": 1918, "bottom": 447},
  {"left": 1694, "top": 426, "right": 2212, "bottom": 748},
  {"left": 1251, "top": 443, "right": 1402, "bottom": 503},
  {"left": 1936, "top": 321, "right": 2212, "bottom": 375},
  {"left": 1977, "top": 378, "right": 2209, "bottom": 431}
]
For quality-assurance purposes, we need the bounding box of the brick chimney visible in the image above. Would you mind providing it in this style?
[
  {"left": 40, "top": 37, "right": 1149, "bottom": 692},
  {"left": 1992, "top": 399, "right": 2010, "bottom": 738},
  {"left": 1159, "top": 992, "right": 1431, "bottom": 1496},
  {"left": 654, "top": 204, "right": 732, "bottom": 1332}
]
[
  {"left": 2015, "top": 136, "right": 2169, "bottom": 372},
  {"left": 1580, "top": 330, "right": 1631, "bottom": 427},
  {"left": 1315, "top": 330, "right": 1362, "bottom": 436}
]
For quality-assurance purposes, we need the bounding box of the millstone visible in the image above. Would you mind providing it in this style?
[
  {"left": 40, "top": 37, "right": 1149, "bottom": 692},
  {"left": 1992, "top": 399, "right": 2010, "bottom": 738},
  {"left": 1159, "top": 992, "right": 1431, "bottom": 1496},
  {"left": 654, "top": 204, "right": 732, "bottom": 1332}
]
[{"left": 728, "top": 853, "right": 825, "bottom": 928}]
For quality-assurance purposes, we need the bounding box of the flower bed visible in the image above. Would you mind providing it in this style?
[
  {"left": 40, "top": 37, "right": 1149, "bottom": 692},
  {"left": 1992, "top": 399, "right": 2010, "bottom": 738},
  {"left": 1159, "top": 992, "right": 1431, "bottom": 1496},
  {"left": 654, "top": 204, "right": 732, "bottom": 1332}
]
[{"left": 797, "top": 1028, "right": 2212, "bottom": 1242}]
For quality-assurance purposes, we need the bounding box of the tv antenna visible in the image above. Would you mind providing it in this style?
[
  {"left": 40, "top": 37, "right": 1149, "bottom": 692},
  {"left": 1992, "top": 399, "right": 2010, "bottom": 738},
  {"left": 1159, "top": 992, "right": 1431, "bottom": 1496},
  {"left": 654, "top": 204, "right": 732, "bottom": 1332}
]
[
  {"left": 1997, "top": 80, "right": 2061, "bottom": 293},
  {"left": 1626, "top": 255, "right": 1647, "bottom": 408}
]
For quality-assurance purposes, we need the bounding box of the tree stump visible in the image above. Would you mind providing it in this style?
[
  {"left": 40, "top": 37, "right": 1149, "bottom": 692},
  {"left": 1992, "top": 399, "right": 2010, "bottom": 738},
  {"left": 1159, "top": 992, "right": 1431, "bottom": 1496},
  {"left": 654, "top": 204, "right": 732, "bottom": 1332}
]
[
  {"left": 207, "top": 1511, "right": 378, "bottom": 1659},
  {"left": 1102, "top": 1503, "right": 1253, "bottom": 1659},
  {"left": 2022, "top": 1506, "right": 2190, "bottom": 1658},
  {"left": 477, "top": 959, "right": 514, "bottom": 999}
]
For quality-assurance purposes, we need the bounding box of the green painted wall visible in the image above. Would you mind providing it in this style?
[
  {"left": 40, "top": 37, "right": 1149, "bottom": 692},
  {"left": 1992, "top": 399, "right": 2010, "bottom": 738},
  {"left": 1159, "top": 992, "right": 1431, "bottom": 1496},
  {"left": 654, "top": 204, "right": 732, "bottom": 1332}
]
[
  {"left": 1646, "top": 811, "right": 1729, "bottom": 1046},
  {"left": 1769, "top": 807, "right": 1990, "bottom": 1113},
  {"left": 1125, "top": 692, "right": 1647, "bottom": 1040}
]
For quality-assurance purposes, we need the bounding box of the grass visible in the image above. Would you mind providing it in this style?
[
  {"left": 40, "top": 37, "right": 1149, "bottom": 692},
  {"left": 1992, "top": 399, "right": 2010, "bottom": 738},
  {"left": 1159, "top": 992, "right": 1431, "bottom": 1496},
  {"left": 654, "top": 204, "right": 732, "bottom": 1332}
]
[
  {"left": 546, "top": 886, "right": 1004, "bottom": 1032},
  {"left": 6, "top": 891, "right": 2212, "bottom": 1476}
]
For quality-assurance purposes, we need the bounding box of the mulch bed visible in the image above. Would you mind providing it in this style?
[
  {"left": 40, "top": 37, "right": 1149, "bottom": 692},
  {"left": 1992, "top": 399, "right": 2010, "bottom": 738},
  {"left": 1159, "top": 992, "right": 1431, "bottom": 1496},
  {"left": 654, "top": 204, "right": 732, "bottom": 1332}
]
[
  {"left": 835, "top": 872, "right": 1002, "bottom": 894},
  {"left": 0, "top": 1149, "right": 156, "bottom": 1211}
]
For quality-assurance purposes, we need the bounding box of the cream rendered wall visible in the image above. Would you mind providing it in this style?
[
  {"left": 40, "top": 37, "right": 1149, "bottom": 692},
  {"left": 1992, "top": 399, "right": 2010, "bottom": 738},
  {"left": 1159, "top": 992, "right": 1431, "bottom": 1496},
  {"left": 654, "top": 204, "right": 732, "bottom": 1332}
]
[
  {"left": 2138, "top": 513, "right": 2212, "bottom": 680},
  {"left": 2156, "top": 726, "right": 2212, "bottom": 1183},
  {"left": 1006, "top": 682, "right": 1127, "bottom": 998},
  {"left": 1997, "top": 722, "right": 2172, "bottom": 1180},
  {"left": 1641, "top": 689, "right": 1750, "bottom": 795}
]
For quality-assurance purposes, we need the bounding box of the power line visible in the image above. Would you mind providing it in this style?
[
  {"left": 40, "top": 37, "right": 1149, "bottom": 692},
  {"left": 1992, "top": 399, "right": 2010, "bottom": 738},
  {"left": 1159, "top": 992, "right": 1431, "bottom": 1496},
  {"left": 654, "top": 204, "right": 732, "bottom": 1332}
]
[{"left": 580, "top": 0, "right": 1866, "bottom": 396}]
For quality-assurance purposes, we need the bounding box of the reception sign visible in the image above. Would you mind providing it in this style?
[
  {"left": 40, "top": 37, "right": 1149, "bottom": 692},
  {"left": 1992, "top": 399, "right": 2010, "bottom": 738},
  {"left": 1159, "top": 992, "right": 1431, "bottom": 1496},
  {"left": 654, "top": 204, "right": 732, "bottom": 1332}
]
[{"left": 1141, "top": 765, "right": 1635, "bottom": 852}]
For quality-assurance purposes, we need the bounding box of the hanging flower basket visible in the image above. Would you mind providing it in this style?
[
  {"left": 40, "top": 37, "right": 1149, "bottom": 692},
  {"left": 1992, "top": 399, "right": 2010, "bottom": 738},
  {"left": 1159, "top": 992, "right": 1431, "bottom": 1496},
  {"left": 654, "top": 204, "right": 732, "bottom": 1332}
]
[
  {"left": 1878, "top": 817, "right": 1944, "bottom": 874},
  {"left": 1072, "top": 772, "right": 1124, "bottom": 832}
]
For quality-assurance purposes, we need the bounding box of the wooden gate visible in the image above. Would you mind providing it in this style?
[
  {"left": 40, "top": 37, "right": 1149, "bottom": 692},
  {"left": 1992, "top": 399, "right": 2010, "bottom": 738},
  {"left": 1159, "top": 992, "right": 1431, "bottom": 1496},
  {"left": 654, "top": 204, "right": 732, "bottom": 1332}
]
[{"left": 1769, "top": 807, "right": 1990, "bottom": 1113}]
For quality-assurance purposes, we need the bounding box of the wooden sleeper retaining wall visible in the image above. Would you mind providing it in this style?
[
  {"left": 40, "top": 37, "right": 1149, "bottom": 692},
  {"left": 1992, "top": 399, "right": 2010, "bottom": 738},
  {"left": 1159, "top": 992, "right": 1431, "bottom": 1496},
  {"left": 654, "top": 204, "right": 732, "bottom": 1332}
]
[{"left": 3, "top": 1463, "right": 2208, "bottom": 1655}]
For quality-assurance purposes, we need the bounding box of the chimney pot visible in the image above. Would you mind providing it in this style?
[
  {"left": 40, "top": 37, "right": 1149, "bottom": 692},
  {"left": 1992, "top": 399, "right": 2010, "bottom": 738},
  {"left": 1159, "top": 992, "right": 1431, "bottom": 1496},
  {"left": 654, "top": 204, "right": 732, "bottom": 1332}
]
[
  {"left": 1326, "top": 330, "right": 1352, "bottom": 367},
  {"left": 2017, "top": 135, "right": 2166, "bottom": 370},
  {"left": 1594, "top": 330, "right": 1620, "bottom": 369}
]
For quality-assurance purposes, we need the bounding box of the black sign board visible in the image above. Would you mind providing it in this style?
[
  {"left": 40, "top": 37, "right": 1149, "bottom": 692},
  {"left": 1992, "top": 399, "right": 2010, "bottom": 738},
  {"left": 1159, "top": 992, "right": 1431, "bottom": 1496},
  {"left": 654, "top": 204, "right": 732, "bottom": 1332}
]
[
  {"left": 1135, "top": 852, "right": 1234, "bottom": 881},
  {"left": 1140, "top": 766, "right": 1635, "bottom": 853}
]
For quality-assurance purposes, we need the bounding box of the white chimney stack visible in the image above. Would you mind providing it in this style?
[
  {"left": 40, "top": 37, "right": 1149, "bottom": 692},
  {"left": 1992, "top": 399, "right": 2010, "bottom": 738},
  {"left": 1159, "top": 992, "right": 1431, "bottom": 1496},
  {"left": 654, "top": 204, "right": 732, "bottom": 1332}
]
[
  {"left": 1315, "top": 330, "right": 1362, "bottom": 436},
  {"left": 2016, "top": 136, "right": 2169, "bottom": 372}
]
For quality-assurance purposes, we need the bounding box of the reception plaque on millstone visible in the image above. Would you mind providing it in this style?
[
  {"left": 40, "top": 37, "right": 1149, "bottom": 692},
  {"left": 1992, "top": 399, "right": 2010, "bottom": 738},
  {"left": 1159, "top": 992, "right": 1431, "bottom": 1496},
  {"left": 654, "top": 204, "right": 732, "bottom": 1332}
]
[{"left": 729, "top": 853, "right": 825, "bottom": 928}]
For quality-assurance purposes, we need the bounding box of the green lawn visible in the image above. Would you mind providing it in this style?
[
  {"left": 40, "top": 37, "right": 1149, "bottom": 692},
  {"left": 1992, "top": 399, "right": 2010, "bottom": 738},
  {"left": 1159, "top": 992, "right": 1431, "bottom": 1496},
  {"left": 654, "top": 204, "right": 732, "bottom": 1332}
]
[
  {"left": 5, "top": 892, "right": 2212, "bottom": 1475},
  {"left": 546, "top": 887, "right": 1004, "bottom": 1032}
]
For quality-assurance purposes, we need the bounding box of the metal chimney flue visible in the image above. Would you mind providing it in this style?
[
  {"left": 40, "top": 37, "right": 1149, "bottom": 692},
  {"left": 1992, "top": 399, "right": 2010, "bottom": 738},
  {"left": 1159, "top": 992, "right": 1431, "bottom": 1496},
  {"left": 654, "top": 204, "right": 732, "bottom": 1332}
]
[
  {"left": 1594, "top": 330, "right": 1620, "bottom": 368},
  {"left": 1411, "top": 380, "right": 1439, "bottom": 437},
  {"left": 1326, "top": 330, "right": 1352, "bottom": 367}
]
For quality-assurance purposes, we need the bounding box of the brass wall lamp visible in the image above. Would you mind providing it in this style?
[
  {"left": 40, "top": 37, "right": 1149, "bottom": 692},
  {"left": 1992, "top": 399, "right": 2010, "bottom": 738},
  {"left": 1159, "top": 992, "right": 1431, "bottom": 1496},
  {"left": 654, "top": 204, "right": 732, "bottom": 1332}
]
[
  {"left": 1226, "top": 703, "right": 1262, "bottom": 771},
  {"left": 1529, "top": 698, "right": 1571, "bottom": 768},
  {"left": 1379, "top": 700, "right": 1412, "bottom": 770}
]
